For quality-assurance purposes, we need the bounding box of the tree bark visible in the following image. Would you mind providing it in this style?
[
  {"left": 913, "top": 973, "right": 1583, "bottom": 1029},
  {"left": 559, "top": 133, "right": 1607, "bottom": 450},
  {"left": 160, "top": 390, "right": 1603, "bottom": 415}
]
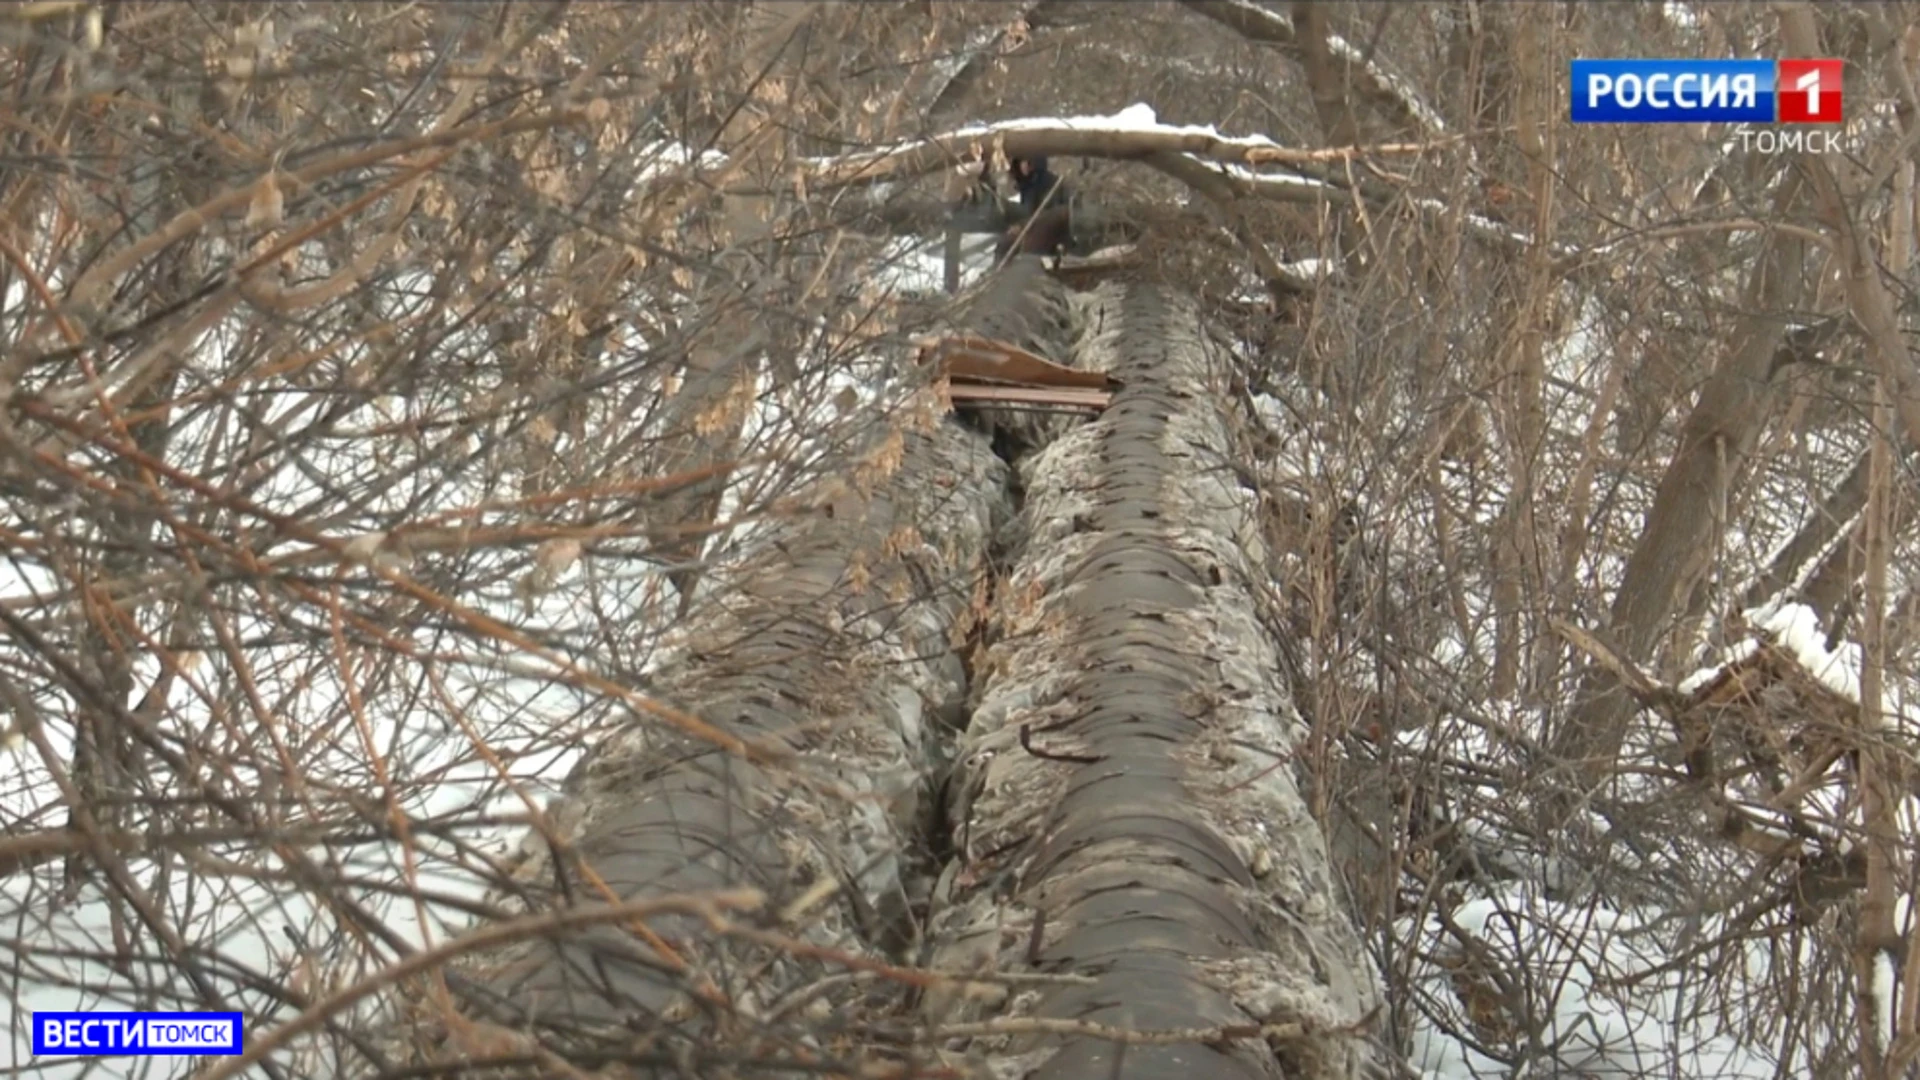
[
  {"left": 1487, "top": 4, "right": 1556, "bottom": 700},
  {"left": 1291, "top": 2, "right": 1364, "bottom": 148}
]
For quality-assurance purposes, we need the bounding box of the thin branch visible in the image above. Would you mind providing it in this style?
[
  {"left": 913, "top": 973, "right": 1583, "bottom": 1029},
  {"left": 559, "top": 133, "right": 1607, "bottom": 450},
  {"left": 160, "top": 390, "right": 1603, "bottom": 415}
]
[{"left": 1178, "top": 0, "right": 1445, "bottom": 135}]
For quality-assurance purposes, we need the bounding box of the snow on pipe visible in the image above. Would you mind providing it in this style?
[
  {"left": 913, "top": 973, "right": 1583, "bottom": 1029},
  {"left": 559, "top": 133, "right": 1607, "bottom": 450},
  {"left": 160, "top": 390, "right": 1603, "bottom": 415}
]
[
  {"left": 415, "top": 396, "right": 1011, "bottom": 1045},
  {"left": 927, "top": 282, "right": 1384, "bottom": 1079}
]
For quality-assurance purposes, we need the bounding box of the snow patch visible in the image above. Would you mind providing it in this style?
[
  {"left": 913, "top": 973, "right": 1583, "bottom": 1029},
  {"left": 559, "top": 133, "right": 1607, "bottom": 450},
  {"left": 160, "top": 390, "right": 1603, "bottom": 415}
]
[
  {"left": 1745, "top": 598, "right": 1864, "bottom": 708},
  {"left": 1407, "top": 890, "right": 1778, "bottom": 1079},
  {"left": 1677, "top": 638, "right": 1760, "bottom": 695},
  {"left": 1875, "top": 950, "right": 1898, "bottom": 1052},
  {"left": 868, "top": 234, "right": 997, "bottom": 297}
]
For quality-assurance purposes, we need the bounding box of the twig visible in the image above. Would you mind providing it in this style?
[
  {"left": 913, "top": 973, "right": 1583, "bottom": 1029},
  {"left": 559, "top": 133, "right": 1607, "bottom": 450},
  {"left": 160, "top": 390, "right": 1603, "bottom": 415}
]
[{"left": 1018, "top": 722, "right": 1102, "bottom": 764}]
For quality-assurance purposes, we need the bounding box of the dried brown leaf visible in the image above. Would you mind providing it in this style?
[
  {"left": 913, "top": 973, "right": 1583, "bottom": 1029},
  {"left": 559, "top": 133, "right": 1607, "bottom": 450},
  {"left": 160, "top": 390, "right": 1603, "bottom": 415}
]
[
  {"left": 246, "top": 170, "right": 284, "bottom": 230},
  {"left": 342, "top": 532, "right": 386, "bottom": 563},
  {"left": 535, "top": 538, "right": 583, "bottom": 579}
]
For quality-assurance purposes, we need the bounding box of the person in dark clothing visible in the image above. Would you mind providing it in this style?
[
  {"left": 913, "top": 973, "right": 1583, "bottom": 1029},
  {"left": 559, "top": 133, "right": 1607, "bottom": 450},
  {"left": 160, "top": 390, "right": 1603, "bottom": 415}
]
[
  {"left": 1012, "top": 156, "right": 1065, "bottom": 215},
  {"left": 996, "top": 156, "right": 1075, "bottom": 260}
]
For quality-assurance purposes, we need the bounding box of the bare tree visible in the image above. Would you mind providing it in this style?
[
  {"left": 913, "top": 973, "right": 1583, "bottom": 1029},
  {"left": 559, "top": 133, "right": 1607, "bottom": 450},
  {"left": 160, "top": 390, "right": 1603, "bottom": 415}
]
[{"left": 21, "top": 4, "right": 1920, "bottom": 1080}]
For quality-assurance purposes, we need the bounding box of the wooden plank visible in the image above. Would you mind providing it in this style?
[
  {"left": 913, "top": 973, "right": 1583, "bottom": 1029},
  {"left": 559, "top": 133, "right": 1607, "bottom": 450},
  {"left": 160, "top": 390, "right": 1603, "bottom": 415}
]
[
  {"left": 1051, "top": 243, "right": 1139, "bottom": 271},
  {"left": 914, "top": 334, "right": 1118, "bottom": 390},
  {"left": 945, "top": 383, "right": 1112, "bottom": 410}
]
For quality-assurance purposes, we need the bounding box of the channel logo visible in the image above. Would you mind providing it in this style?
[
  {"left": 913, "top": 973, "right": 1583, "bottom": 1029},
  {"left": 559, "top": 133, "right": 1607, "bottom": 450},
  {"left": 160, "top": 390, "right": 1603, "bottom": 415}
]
[
  {"left": 1572, "top": 59, "right": 1844, "bottom": 124},
  {"left": 32, "top": 1011, "right": 243, "bottom": 1057}
]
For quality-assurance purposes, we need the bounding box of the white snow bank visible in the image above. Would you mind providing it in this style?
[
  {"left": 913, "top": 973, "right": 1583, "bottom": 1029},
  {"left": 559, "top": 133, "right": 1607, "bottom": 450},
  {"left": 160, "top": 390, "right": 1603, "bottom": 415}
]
[
  {"left": 1673, "top": 601, "right": 1866, "bottom": 711},
  {"left": 1407, "top": 889, "right": 1777, "bottom": 1080},
  {"left": 1747, "top": 598, "right": 1864, "bottom": 707},
  {"left": 868, "top": 234, "right": 998, "bottom": 297}
]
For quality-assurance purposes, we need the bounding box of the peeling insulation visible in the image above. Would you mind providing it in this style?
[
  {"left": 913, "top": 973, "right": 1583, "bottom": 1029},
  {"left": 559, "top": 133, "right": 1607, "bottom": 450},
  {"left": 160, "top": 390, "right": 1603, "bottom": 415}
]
[
  {"left": 405, "top": 263, "right": 1387, "bottom": 1080},
  {"left": 929, "top": 283, "right": 1384, "bottom": 1080},
  {"left": 440, "top": 393, "right": 1011, "bottom": 1045}
]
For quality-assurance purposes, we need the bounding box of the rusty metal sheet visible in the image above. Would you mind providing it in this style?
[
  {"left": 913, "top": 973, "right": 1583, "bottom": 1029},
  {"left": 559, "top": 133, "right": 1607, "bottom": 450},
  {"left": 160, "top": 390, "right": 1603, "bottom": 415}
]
[{"left": 918, "top": 334, "right": 1119, "bottom": 390}]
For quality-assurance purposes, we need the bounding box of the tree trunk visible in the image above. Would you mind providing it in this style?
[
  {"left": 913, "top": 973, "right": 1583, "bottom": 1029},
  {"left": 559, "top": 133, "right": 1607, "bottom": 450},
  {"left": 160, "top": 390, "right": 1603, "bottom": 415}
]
[
  {"left": 1553, "top": 173, "right": 1810, "bottom": 776},
  {"left": 929, "top": 280, "right": 1384, "bottom": 1079},
  {"left": 1291, "top": 2, "right": 1364, "bottom": 149},
  {"left": 1487, "top": 4, "right": 1556, "bottom": 701}
]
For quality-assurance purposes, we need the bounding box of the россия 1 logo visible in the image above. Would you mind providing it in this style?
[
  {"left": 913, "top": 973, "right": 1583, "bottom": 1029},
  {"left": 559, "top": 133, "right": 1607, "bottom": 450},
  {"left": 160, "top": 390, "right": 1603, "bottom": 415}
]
[{"left": 1572, "top": 59, "right": 1844, "bottom": 124}]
